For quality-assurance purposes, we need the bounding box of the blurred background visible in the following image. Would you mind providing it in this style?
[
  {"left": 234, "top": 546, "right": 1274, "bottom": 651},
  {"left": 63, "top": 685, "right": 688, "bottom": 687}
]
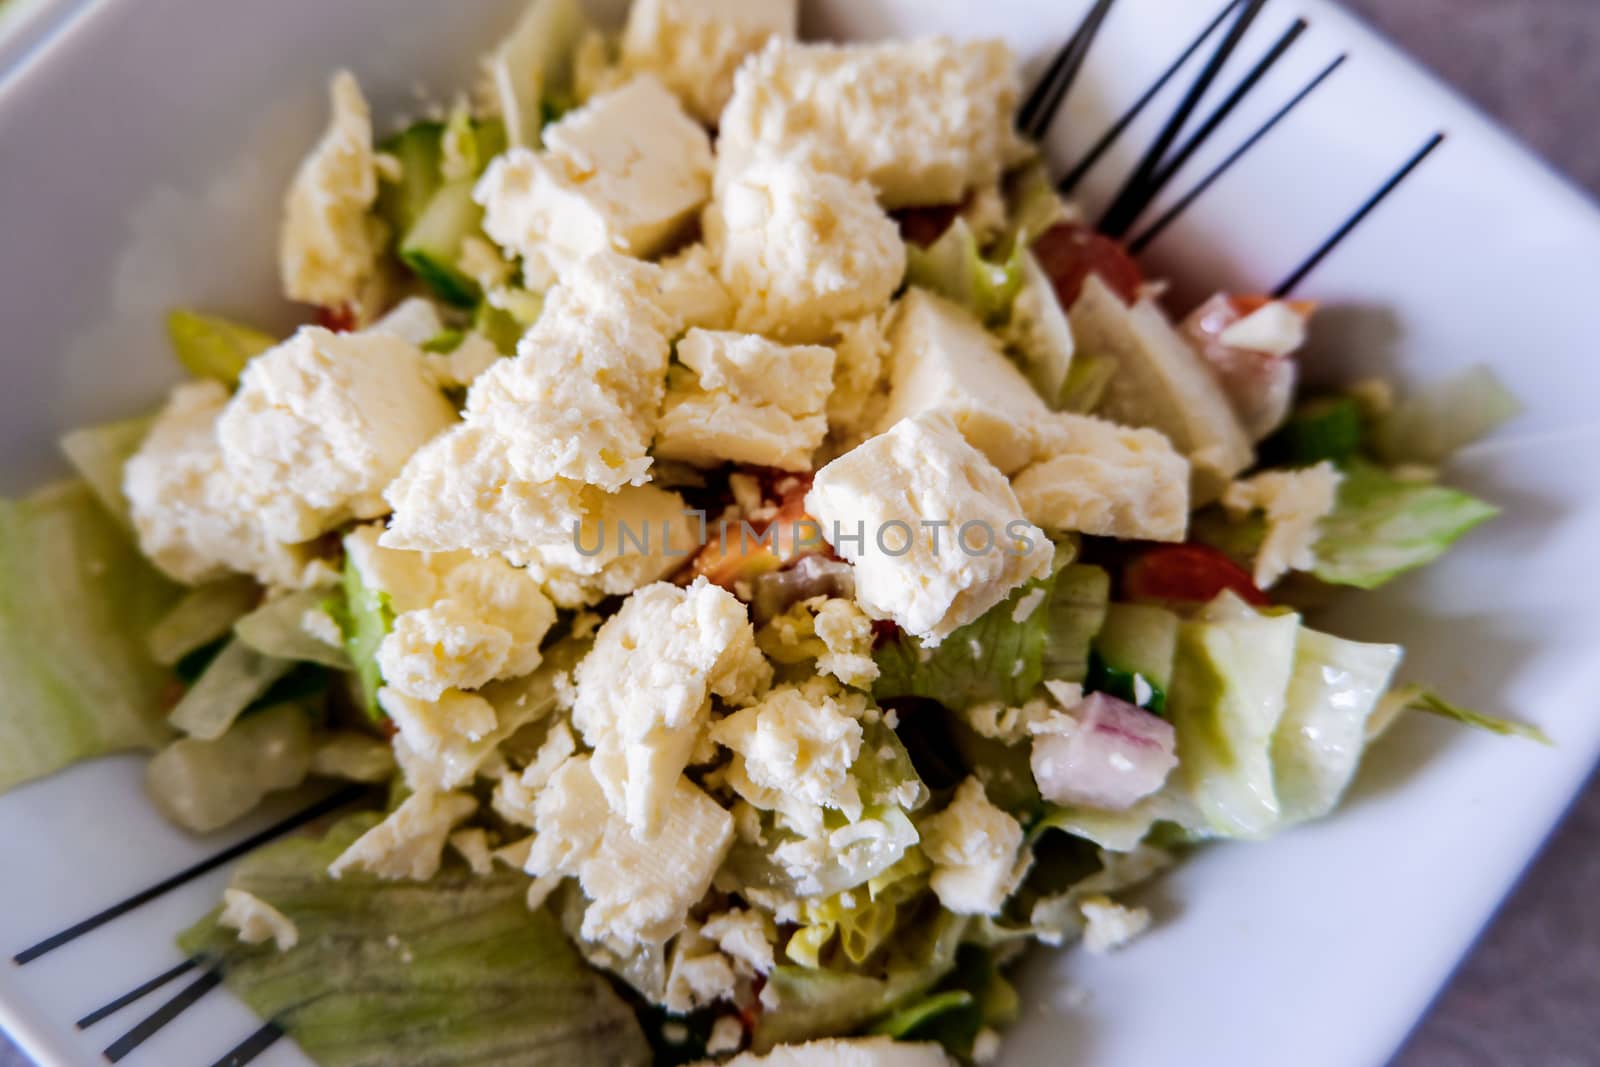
[{"left": 1, "top": 1, "right": 1597, "bottom": 1065}]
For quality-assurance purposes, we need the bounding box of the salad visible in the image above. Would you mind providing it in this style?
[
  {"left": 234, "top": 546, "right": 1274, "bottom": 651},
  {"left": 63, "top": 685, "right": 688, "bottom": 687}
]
[{"left": 0, "top": 1, "right": 1545, "bottom": 1064}]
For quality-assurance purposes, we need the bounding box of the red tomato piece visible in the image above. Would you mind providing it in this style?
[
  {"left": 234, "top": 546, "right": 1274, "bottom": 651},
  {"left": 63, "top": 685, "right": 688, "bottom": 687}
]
[
  {"left": 1121, "top": 544, "right": 1270, "bottom": 607},
  {"left": 316, "top": 304, "right": 359, "bottom": 332},
  {"left": 1031, "top": 222, "right": 1144, "bottom": 308}
]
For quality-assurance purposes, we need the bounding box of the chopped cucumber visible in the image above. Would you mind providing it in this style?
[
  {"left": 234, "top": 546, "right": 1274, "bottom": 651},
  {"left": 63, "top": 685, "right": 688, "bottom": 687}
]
[
  {"left": 376, "top": 121, "right": 445, "bottom": 237},
  {"left": 1094, "top": 603, "right": 1179, "bottom": 692},
  {"left": 1263, "top": 395, "right": 1364, "bottom": 467},
  {"left": 399, "top": 180, "right": 483, "bottom": 307}
]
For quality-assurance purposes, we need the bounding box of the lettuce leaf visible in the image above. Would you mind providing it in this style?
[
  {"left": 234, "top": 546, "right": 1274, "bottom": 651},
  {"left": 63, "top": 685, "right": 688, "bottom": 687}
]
[
  {"left": 166, "top": 308, "right": 276, "bottom": 385},
  {"left": 1311, "top": 460, "right": 1499, "bottom": 589},
  {"left": 148, "top": 576, "right": 261, "bottom": 666},
  {"left": 59, "top": 414, "right": 153, "bottom": 529},
  {"left": 179, "top": 814, "right": 650, "bottom": 1067},
  {"left": 874, "top": 561, "right": 1110, "bottom": 711},
  {"left": 0, "top": 482, "right": 181, "bottom": 792},
  {"left": 326, "top": 552, "right": 394, "bottom": 719},
  {"left": 1380, "top": 684, "right": 1550, "bottom": 745},
  {"left": 904, "top": 218, "right": 1023, "bottom": 325},
  {"left": 1372, "top": 365, "right": 1522, "bottom": 466}
]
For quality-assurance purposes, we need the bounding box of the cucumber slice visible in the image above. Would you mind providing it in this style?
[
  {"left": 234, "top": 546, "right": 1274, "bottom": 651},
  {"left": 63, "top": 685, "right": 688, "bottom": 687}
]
[
  {"left": 1095, "top": 603, "right": 1179, "bottom": 691},
  {"left": 376, "top": 121, "right": 445, "bottom": 237},
  {"left": 399, "top": 181, "right": 483, "bottom": 307}
]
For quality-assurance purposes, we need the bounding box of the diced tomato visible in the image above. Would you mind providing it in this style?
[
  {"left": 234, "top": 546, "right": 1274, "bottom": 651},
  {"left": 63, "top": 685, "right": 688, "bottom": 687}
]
[
  {"left": 684, "top": 478, "right": 825, "bottom": 593},
  {"left": 316, "top": 304, "right": 359, "bottom": 332},
  {"left": 1121, "top": 544, "right": 1269, "bottom": 608},
  {"left": 893, "top": 202, "right": 962, "bottom": 248},
  {"left": 1031, "top": 222, "right": 1144, "bottom": 307},
  {"left": 870, "top": 618, "right": 900, "bottom": 649}
]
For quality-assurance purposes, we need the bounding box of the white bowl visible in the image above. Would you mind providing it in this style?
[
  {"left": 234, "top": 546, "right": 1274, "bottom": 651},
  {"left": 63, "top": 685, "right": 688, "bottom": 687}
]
[{"left": 2, "top": 1, "right": 1598, "bottom": 1065}]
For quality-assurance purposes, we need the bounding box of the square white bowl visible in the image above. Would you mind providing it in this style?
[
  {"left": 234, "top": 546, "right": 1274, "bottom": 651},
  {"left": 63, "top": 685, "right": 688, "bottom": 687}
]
[{"left": 1, "top": 1, "right": 1598, "bottom": 1065}]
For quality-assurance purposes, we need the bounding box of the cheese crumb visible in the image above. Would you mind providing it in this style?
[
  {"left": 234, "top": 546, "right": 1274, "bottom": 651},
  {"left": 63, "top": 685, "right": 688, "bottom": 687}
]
[
  {"left": 1078, "top": 894, "right": 1152, "bottom": 954},
  {"left": 329, "top": 791, "right": 477, "bottom": 881},
  {"left": 1013, "top": 413, "right": 1191, "bottom": 543},
  {"left": 219, "top": 889, "right": 298, "bottom": 952},
  {"left": 620, "top": 0, "right": 798, "bottom": 123},
  {"left": 919, "top": 777, "right": 1027, "bottom": 915},
  {"left": 1222, "top": 461, "right": 1343, "bottom": 587}
]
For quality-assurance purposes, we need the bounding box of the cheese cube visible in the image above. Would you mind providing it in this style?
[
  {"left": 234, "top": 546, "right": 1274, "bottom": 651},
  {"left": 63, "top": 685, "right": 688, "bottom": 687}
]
[
  {"left": 123, "top": 381, "right": 322, "bottom": 588},
  {"left": 712, "top": 682, "right": 865, "bottom": 820},
  {"left": 659, "top": 242, "right": 736, "bottom": 331},
  {"left": 217, "top": 326, "right": 457, "bottom": 543},
  {"left": 476, "top": 75, "right": 712, "bottom": 268},
  {"left": 875, "top": 288, "right": 1050, "bottom": 475},
  {"left": 381, "top": 425, "right": 593, "bottom": 555},
  {"left": 655, "top": 329, "right": 835, "bottom": 470},
  {"left": 280, "top": 71, "right": 384, "bottom": 310},
  {"left": 518, "top": 483, "right": 702, "bottom": 607},
  {"left": 805, "top": 414, "right": 1053, "bottom": 645},
  {"left": 1070, "top": 275, "right": 1253, "bottom": 502},
  {"left": 572, "top": 579, "right": 770, "bottom": 835},
  {"left": 377, "top": 688, "right": 498, "bottom": 790},
  {"left": 620, "top": 0, "right": 798, "bottom": 123},
  {"left": 827, "top": 309, "right": 892, "bottom": 448},
  {"left": 919, "top": 777, "right": 1026, "bottom": 915},
  {"left": 706, "top": 159, "right": 905, "bottom": 344},
  {"left": 527, "top": 755, "right": 735, "bottom": 946},
  {"left": 718, "top": 38, "right": 1028, "bottom": 208},
  {"left": 1012, "top": 414, "right": 1191, "bottom": 543}
]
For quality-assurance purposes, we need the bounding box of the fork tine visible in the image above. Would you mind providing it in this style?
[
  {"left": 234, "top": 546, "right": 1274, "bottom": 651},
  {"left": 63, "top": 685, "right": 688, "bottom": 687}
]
[{"left": 1017, "top": 0, "right": 1118, "bottom": 142}]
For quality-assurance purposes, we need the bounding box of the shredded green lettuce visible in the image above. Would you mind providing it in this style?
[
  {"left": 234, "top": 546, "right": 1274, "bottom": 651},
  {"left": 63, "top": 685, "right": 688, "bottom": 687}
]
[
  {"left": 904, "top": 218, "right": 1023, "bottom": 325},
  {"left": 59, "top": 414, "right": 153, "bottom": 529},
  {"left": 326, "top": 552, "right": 394, "bottom": 719},
  {"left": 179, "top": 814, "right": 650, "bottom": 1067},
  {"left": 874, "top": 560, "right": 1109, "bottom": 711},
  {"left": 0, "top": 482, "right": 181, "bottom": 791},
  {"left": 1383, "top": 684, "right": 1551, "bottom": 745},
  {"left": 235, "top": 588, "right": 351, "bottom": 670},
  {"left": 1312, "top": 460, "right": 1499, "bottom": 590},
  {"left": 148, "top": 576, "right": 261, "bottom": 666},
  {"left": 1372, "top": 365, "right": 1522, "bottom": 466},
  {"left": 168, "top": 638, "right": 295, "bottom": 741},
  {"left": 165, "top": 308, "right": 276, "bottom": 385}
]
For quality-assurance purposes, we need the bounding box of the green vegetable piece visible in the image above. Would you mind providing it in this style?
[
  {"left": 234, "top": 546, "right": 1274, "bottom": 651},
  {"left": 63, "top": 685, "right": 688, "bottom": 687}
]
[
  {"left": 1167, "top": 597, "right": 1300, "bottom": 839},
  {"left": 376, "top": 121, "right": 446, "bottom": 236},
  {"left": 59, "top": 413, "right": 154, "bottom": 529},
  {"left": 1311, "top": 460, "right": 1499, "bottom": 590},
  {"left": 1093, "top": 602, "right": 1179, "bottom": 697},
  {"left": 1262, "top": 394, "right": 1364, "bottom": 466},
  {"left": 168, "top": 637, "right": 294, "bottom": 741},
  {"left": 148, "top": 576, "right": 261, "bottom": 667},
  {"left": 904, "top": 218, "right": 1024, "bottom": 325},
  {"left": 870, "top": 991, "right": 975, "bottom": 1039},
  {"left": 0, "top": 482, "right": 181, "bottom": 792},
  {"left": 487, "top": 0, "right": 589, "bottom": 149},
  {"left": 234, "top": 587, "right": 351, "bottom": 670},
  {"left": 1271, "top": 629, "right": 1402, "bottom": 824},
  {"left": 1389, "top": 684, "right": 1550, "bottom": 745},
  {"left": 1372, "top": 364, "right": 1522, "bottom": 466},
  {"left": 326, "top": 551, "right": 394, "bottom": 720},
  {"left": 179, "top": 814, "right": 651, "bottom": 1067},
  {"left": 165, "top": 309, "right": 276, "bottom": 385},
  {"left": 874, "top": 560, "right": 1110, "bottom": 711},
  {"left": 400, "top": 180, "right": 485, "bottom": 307},
  {"left": 1057, "top": 350, "right": 1118, "bottom": 414}
]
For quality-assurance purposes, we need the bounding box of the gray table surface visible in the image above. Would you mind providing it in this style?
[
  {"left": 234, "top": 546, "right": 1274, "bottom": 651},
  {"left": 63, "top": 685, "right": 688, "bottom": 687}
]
[{"left": 4, "top": 2, "right": 1599, "bottom": 1065}]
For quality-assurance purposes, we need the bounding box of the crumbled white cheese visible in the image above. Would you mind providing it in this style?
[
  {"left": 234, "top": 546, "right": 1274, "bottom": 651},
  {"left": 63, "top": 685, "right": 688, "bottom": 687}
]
[
  {"left": 805, "top": 413, "right": 1054, "bottom": 645},
  {"left": 826, "top": 308, "right": 893, "bottom": 448},
  {"left": 875, "top": 288, "right": 1051, "bottom": 475},
  {"left": 700, "top": 907, "right": 777, "bottom": 975},
  {"left": 655, "top": 329, "right": 836, "bottom": 471},
  {"left": 525, "top": 756, "right": 734, "bottom": 946},
  {"left": 477, "top": 75, "right": 712, "bottom": 269},
  {"left": 329, "top": 790, "right": 477, "bottom": 881},
  {"left": 219, "top": 889, "right": 299, "bottom": 952},
  {"left": 712, "top": 682, "right": 865, "bottom": 820},
  {"left": 124, "top": 381, "right": 323, "bottom": 588},
  {"left": 572, "top": 579, "right": 770, "bottom": 834},
  {"left": 448, "top": 827, "right": 496, "bottom": 875},
  {"left": 280, "top": 71, "right": 385, "bottom": 310},
  {"left": 919, "top": 777, "right": 1027, "bottom": 915},
  {"left": 1012, "top": 413, "right": 1191, "bottom": 543},
  {"left": 811, "top": 598, "right": 879, "bottom": 689},
  {"left": 718, "top": 37, "right": 1028, "bottom": 208},
  {"left": 519, "top": 484, "right": 700, "bottom": 607},
  {"left": 658, "top": 242, "right": 736, "bottom": 331},
  {"left": 217, "top": 326, "right": 457, "bottom": 542},
  {"left": 1222, "top": 461, "right": 1344, "bottom": 587},
  {"left": 620, "top": 0, "right": 798, "bottom": 123},
  {"left": 1078, "top": 894, "right": 1152, "bottom": 954},
  {"left": 378, "top": 688, "right": 498, "bottom": 790},
  {"left": 706, "top": 158, "right": 905, "bottom": 345}
]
